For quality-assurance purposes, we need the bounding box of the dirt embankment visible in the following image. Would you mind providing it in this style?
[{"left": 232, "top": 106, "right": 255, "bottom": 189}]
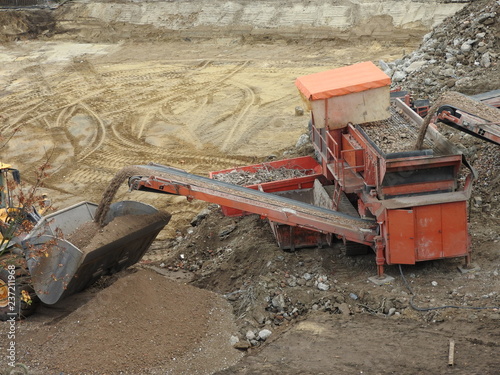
[
  {"left": 2, "top": 0, "right": 467, "bottom": 44},
  {"left": 0, "top": 10, "right": 56, "bottom": 41}
]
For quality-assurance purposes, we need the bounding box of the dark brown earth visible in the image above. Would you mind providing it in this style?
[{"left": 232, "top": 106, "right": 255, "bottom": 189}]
[{"left": 14, "top": 268, "right": 243, "bottom": 375}]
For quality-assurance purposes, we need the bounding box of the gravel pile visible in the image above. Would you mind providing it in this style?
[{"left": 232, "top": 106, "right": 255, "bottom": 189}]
[
  {"left": 381, "top": 0, "right": 499, "bottom": 220},
  {"left": 212, "top": 166, "right": 311, "bottom": 186},
  {"left": 381, "top": 0, "right": 499, "bottom": 101}
]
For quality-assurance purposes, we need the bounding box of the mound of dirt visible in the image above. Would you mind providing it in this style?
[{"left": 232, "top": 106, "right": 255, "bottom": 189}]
[
  {"left": 15, "top": 268, "right": 243, "bottom": 375},
  {"left": 0, "top": 10, "right": 55, "bottom": 41}
]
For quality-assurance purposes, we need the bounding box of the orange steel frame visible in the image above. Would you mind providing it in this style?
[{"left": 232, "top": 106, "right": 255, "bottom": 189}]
[
  {"left": 436, "top": 110, "right": 500, "bottom": 146},
  {"left": 131, "top": 170, "right": 377, "bottom": 246},
  {"left": 131, "top": 105, "right": 474, "bottom": 277},
  {"left": 310, "top": 116, "right": 473, "bottom": 277}
]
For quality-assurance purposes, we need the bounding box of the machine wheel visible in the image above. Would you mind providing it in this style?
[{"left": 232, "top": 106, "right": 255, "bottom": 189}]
[
  {"left": 438, "top": 105, "right": 457, "bottom": 117},
  {"left": 0, "top": 252, "right": 39, "bottom": 321},
  {"left": 344, "top": 241, "right": 371, "bottom": 256}
]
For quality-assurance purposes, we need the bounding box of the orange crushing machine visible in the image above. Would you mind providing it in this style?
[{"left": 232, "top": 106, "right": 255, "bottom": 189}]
[{"left": 128, "top": 62, "right": 499, "bottom": 281}]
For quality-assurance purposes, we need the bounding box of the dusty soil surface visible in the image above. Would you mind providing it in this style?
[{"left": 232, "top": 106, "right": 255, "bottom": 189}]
[
  {"left": 0, "top": 1, "right": 499, "bottom": 375},
  {"left": 163, "top": 207, "right": 499, "bottom": 375},
  {"left": 0, "top": 21, "right": 425, "bottom": 238}
]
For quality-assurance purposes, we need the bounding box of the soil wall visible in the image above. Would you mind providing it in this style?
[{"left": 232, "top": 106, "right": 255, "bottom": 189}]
[{"left": 58, "top": 0, "right": 467, "bottom": 36}]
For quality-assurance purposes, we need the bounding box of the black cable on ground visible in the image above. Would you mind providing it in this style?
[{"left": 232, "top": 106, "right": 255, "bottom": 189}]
[{"left": 398, "top": 264, "right": 500, "bottom": 312}]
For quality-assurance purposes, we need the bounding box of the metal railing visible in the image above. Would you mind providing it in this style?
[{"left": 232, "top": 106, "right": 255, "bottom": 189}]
[{"left": 310, "top": 122, "right": 366, "bottom": 190}]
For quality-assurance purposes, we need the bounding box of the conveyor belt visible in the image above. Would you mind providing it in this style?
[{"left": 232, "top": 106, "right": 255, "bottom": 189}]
[{"left": 129, "top": 164, "right": 378, "bottom": 244}]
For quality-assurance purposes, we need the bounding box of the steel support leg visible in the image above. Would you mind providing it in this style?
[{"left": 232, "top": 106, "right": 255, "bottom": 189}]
[
  {"left": 368, "top": 236, "right": 394, "bottom": 285},
  {"left": 375, "top": 236, "right": 385, "bottom": 277}
]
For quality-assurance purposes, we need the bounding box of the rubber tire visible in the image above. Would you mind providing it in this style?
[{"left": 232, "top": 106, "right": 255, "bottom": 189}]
[
  {"left": 344, "top": 241, "right": 371, "bottom": 256},
  {"left": 0, "top": 262, "right": 39, "bottom": 321}
]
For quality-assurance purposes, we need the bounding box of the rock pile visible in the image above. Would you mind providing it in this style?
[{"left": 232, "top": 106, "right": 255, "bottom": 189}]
[
  {"left": 381, "top": 0, "right": 499, "bottom": 101},
  {"left": 381, "top": 0, "right": 499, "bottom": 222}
]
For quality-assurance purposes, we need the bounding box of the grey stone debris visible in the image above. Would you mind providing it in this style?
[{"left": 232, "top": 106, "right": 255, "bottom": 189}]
[
  {"left": 246, "top": 330, "right": 256, "bottom": 340},
  {"left": 190, "top": 208, "right": 211, "bottom": 226},
  {"left": 303, "top": 272, "right": 312, "bottom": 280},
  {"left": 392, "top": 70, "right": 407, "bottom": 82},
  {"left": 295, "top": 106, "right": 304, "bottom": 116},
  {"left": 272, "top": 294, "right": 286, "bottom": 309},
  {"left": 258, "top": 329, "right": 272, "bottom": 341},
  {"left": 295, "top": 133, "right": 310, "bottom": 148},
  {"left": 481, "top": 52, "right": 491, "bottom": 67},
  {"left": 317, "top": 282, "right": 330, "bottom": 291},
  {"left": 230, "top": 335, "right": 239, "bottom": 346},
  {"left": 389, "top": 0, "right": 497, "bottom": 104},
  {"left": 460, "top": 42, "right": 472, "bottom": 52}
]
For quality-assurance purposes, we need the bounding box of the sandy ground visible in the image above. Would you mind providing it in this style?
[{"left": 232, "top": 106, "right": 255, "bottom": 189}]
[
  {"left": 0, "top": 36, "right": 416, "bottom": 238},
  {"left": 0, "top": 2, "right": 499, "bottom": 375}
]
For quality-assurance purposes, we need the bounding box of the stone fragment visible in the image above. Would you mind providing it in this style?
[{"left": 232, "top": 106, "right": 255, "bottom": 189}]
[
  {"left": 473, "top": 196, "right": 483, "bottom": 207},
  {"left": 461, "top": 42, "right": 472, "bottom": 53},
  {"left": 246, "top": 330, "right": 256, "bottom": 341},
  {"left": 392, "top": 70, "right": 407, "bottom": 82},
  {"left": 234, "top": 341, "right": 251, "bottom": 350},
  {"left": 405, "top": 61, "right": 427, "bottom": 73},
  {"left": 337, "top": 303, "right": 351, "bottom": 316},
  {"left": 477, "top": 13, "right": 496, "bottom": 25},
  {"left": 295, "top": 133, "right": 309, "bottom": 148},
  {"left": 219, "top": 224, "right": 236, "bottom": 237},
  {"left": 480, "top": 52, "right": 491, "bottom": 68},
  {"left": 317, "top": 282, "right": 330, "bottom": 291},
  {"left": 446, "top": 79, "right": 456, "bottom": 88},
  {"left": 190, "top": 208, "right": 211, "bottom": 226},
  {"left": 258, "top": 329, "right": 272, "bottom": 341},
  {"left": 271, "top": 294, "right": 285, "bottom": 309},
  {"left": 230, "top": 335, "right": 239, "bottom": 346}
]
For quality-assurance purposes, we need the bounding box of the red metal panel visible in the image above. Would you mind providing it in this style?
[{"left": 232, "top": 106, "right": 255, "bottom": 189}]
[
  {"left": 347, "top": 124, "right": 378, "bottom": 186},
  {"left": 270, "top": 221, "right": 330, "bottom": 250},
  {"left": 441, "top": 201, "right": 469, "bottom": 257},
  {"left": 209, "top": 156, "right": 324, "bottom": 217},
  {"left": 341, "top": 134, "right": 364, "bottom": 172},
  {"left": 412, "top": 202, "right": 468, "bottom": 261},
  {"left": 385, "top": 154, "right": 462, "bottom": 170},
  {"left": 415, "top": 205, "right": 443, "bottom": 261},
  {"left": 380, "top": 180, "right": 456, "bottom": 197},
  {"left": 386, "top": 209, "right": 415, "bottom": 264}
]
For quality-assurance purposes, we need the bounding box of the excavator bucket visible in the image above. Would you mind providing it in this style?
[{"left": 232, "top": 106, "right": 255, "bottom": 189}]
[{"left": 22, "top": 201, "right": 170, "bottom": 305}]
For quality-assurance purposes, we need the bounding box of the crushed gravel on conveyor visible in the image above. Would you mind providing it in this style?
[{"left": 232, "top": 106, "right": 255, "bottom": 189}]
[
  {"left": 124, "top": 164, "right": 377, "bottom": 237},
  {"left": 212, "top": 166, "right": 311, "bottom": 186}
]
